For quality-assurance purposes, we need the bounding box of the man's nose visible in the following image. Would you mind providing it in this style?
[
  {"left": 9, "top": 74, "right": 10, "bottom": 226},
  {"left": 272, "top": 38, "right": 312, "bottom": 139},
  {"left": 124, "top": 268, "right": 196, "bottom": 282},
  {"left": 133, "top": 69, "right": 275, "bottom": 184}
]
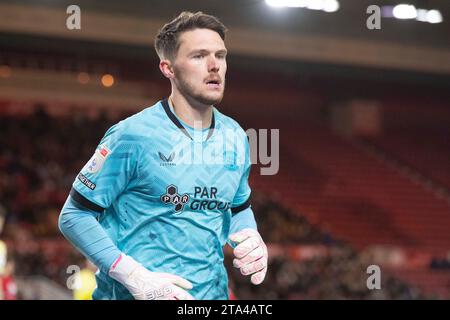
[{"left": 207, "top": 56, "right": 220, "bottom": 73}]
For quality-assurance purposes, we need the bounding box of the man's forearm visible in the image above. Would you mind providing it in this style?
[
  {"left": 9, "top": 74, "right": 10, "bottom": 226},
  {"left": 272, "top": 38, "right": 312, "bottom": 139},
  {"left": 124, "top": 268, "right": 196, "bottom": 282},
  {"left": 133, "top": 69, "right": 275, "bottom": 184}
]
[{"left": 58, "top": 196, "right": 121, "bottom": 273}]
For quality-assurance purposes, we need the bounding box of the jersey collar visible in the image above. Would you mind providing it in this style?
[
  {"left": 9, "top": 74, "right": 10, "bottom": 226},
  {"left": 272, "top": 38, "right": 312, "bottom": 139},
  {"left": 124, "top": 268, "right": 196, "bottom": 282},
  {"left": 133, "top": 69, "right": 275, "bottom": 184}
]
[{"left": 161, "top": 98, "right": 215, "bottom": 141}]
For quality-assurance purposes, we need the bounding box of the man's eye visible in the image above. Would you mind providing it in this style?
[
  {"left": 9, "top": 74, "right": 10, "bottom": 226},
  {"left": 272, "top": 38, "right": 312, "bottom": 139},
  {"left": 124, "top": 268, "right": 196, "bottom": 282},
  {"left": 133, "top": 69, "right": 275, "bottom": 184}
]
[{"left": 193, "top": 55, "right": 204, "bottom": 59}]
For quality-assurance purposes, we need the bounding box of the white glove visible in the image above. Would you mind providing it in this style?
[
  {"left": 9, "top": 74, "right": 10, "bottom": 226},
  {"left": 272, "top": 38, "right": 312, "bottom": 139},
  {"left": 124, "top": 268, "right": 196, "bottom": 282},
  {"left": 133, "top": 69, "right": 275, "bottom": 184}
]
[
  {"left": 229, "top": 228, "right": 268, "bottom": 285},
  {"left": 109, "top": 254, "right": 194, "bottom": 300}
]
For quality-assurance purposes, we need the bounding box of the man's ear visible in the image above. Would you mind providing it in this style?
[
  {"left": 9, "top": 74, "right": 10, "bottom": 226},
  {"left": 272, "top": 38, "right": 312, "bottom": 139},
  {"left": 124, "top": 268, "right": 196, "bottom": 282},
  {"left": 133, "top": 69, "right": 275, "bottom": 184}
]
[{"left": 159, "top": 59, "right": 174, "bottom": 79}]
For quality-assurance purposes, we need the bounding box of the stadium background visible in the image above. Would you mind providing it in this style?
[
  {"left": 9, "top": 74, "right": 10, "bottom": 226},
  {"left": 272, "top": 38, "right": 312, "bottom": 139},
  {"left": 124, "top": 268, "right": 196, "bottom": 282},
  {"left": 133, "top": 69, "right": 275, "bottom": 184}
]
[{"left": 0, "top": 0, "right": 449, "bottom": 299}]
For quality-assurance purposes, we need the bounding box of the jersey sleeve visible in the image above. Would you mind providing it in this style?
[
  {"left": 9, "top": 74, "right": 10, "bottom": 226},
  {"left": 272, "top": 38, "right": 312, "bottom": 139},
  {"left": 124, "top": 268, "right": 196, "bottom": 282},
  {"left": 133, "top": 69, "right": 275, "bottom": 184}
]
[
  {"left": 231, "top": 134, "right": 252, "bottom": 215},
  {"left": 71, "top": 123, "right": 140, "bottom": 212}
]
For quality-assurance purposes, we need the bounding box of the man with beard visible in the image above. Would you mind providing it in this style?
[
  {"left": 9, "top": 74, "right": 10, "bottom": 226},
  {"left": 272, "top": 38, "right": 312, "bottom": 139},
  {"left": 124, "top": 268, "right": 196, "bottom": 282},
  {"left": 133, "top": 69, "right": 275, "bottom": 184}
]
[{"left": 59, "top": 11, "right": 268, "bottom": 300}]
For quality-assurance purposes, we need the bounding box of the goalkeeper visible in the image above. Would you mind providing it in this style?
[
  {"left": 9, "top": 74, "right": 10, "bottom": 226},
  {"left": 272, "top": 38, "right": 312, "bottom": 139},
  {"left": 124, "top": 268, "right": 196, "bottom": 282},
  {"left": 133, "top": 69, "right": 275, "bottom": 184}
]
[{"left": 59, "top": 11, "right": 268, "bottom": 300}]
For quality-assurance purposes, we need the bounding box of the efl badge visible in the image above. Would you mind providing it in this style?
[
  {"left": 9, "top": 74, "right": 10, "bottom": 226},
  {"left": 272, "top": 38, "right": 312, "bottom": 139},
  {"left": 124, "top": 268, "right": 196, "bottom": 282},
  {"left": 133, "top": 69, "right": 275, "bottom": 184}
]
[{"left": 84, "top": 145, "right": 111, "bottom": 174}]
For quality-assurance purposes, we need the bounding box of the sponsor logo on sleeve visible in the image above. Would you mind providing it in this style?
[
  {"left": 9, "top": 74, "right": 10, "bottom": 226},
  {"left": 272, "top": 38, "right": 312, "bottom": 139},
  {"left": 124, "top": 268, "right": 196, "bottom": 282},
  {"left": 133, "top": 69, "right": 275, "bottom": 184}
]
[
  {"left": 77, "top": 173, "right": 96, "bottom": 190},
  {"left": 84, "top": 145, "right": 111, "bottom": 174}
]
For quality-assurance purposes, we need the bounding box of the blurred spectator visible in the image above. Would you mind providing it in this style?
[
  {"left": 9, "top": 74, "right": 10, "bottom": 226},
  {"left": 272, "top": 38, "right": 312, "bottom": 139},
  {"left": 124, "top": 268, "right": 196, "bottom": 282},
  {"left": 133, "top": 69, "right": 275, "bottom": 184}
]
[
  {"left": 0, "top": 260, "right": 18, "bottom": 300},
  {"left": 73, "top": 260, "right": 97, "bottom": 300},
  {"left": 0, "top": 204, "right": 6, "bottom": 275},
  {"left": 0, "top": 205, "right": 17, "bottom": 300},
  {"left": 430, "top": 257, "right": 450, "bottom": 270}
]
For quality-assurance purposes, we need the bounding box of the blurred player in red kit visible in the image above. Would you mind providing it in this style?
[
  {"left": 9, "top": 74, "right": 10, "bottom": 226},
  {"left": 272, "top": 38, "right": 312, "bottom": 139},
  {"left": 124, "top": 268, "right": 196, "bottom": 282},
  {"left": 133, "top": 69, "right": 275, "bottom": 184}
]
[{"left": 1, "top": 207, "right": 17, "bottom": 300}]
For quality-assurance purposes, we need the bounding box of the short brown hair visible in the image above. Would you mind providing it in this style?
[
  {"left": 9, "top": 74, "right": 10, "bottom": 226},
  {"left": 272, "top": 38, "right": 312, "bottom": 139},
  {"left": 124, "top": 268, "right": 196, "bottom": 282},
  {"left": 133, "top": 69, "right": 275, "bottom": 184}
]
[{"left": 154, "top": 11, "right": 227, "bottom": 60}]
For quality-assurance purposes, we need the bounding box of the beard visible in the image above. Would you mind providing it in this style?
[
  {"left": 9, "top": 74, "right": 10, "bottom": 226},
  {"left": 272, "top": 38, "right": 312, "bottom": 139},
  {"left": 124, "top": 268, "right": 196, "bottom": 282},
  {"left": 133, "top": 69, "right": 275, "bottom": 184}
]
[{"left": 174, "top": 69, "right": 225, "bottom": 106}]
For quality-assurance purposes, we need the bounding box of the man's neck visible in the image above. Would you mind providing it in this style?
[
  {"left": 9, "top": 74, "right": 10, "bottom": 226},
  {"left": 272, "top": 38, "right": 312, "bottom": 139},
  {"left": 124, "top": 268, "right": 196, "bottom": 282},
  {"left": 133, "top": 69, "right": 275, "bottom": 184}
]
[{"left": 169, "top": 93, "right": 213, "bottom": 129}]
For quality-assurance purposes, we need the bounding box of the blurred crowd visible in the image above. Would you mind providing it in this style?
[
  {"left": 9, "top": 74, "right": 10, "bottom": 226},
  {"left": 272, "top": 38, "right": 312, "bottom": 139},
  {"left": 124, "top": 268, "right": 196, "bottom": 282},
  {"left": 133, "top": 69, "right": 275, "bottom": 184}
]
[
  {"left": 227, "top": 193, "right": 424, "bottom": 300},
  {"left": 0, "top": 107, "right": 118, "bottom": 298},
  {"left": 228, "top": 250, "right": 422, "bottom": 300},
  {"left": 0, "top": 107, "right": 430, "bottom": 299},
  {"left": 0, "top": 107, "right": 116, "bottom": 233}
]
